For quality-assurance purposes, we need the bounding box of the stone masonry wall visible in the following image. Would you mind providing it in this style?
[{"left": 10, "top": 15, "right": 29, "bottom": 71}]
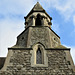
[
  {"left": 28, "top": 27, "right": 61, "bottom": 48},
  {"left": 0, "top": 49, "right": 75, "bottom": 75},
  {"left": 15, "top": 27, "right": 61, "bottom": 48},
  {"left": 16, "top": 29, "right": 29, "bottom": 47}
]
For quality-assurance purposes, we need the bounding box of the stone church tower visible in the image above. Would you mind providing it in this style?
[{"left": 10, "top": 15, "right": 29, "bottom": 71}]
[{"left": 0, "top": 2, "right": 75, "bottom": 75}]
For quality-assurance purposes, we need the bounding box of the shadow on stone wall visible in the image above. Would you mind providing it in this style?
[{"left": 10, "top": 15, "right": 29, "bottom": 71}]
[{"left": 0, "top": 57, "right": 6, "bottom": 69}]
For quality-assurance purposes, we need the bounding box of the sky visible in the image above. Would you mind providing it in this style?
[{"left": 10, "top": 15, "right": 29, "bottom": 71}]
[{"left": 0, "top": 0, "right": 75, "bottom": 64}]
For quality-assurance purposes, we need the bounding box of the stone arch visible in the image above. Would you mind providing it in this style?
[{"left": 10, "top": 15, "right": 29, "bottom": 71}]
[
  {"left": 35, "top": 14, "right": 42, "bottom": 26},
  {"left": 32, "top": 42, "right": 45, "bottom": 49},
  {"left": 31, "top": 43, "right": 48, "bottom": 67},
  {"left": 32, "top": 43, "right": 45, "bottom": 64}
]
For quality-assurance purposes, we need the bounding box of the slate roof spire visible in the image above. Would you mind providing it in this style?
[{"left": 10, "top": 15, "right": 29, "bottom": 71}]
[
  {"left": 32, "top": 2, "right": 44, "bottom": 11},
  {"left": 25, "top": 2, "right": 52, "bottom": 20}
]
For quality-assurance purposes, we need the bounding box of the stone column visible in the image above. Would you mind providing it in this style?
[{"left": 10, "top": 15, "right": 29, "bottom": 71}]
[
  {"left": 33, "top": 17, "right": 35, "bottom": 26},
  {"left": 42, "top": 18, "right": 44, "bottom": 25},
  {"left": 30, "top": 15, "right": 36, "bottom": 26},
  {"left": 41, "top": 16, "right": 47, "bottom": 26}
]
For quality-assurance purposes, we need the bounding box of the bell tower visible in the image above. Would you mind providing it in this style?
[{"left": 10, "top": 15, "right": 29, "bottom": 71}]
[
  {"left": 24, "top": 2, "right": 52, "bottom": 28},
  {"left": 0, "top": 2, "right": 75, "bottom": 75},
  {"left": 16, "top": 2, "right": 60, "bottom": 49}
]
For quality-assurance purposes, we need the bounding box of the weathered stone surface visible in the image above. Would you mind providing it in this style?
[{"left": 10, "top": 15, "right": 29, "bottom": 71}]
[
  {"left": 0, "top": 50, "right": 75, "bottom": 75},
  {"left": 0, "top": 2, "right": 75, "bottom": 75},
  {"left": 15, "top": 26, "right": 61, "bottom": 48},
  {"left": 16, "top": 29, "right": 29, "bottom": 48}
]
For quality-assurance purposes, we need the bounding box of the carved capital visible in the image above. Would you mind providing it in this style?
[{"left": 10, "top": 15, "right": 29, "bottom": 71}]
[
  {"left": 41, "top": 15, "right": 47, "bottom": 19},
  {"left": 30, "top": 15, "right": 36, "bottom": 19}
]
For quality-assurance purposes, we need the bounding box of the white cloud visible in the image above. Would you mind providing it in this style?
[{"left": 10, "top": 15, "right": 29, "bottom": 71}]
[
  {"left": 0, "top": 0, "right": 36, "bottom": 56},
  {"left": 0, "top": 17, "right": 24, "bottom": 57},
  {"left": 0, "top": 0, "right": 75, "bottom": 21},
  {"left": 40, "top": 0, "right": 75, "bottom": 20},
  {"left": 0, "top": 0, "right": 36, "bottom": 17},
  {"left": 39, "top": 0, "right": 75, "bottom": 35}
]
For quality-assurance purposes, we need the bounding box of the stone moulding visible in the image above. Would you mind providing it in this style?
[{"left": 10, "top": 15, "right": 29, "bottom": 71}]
[
  {"left": 24, "top": 26, "right": 60, "bottom": 39},
  {"left": 8, "top": 47, "right": 70, "bottom": 50},
  {"left": 8, "top": 48, "right": 33, "bottom": 50}
]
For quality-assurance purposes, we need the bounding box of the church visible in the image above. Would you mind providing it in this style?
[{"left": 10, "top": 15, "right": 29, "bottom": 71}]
[{"left": 0, "top": 2, "right": 75, "bottom": 75}]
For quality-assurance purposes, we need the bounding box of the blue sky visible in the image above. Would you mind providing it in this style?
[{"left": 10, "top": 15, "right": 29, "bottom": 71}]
[{"left": 0, "top": 0, "right": 75, "bottom": 64}]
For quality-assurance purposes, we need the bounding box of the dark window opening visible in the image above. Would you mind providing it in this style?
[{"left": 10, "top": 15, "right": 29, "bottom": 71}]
[
  {"left": 36, "top": 47, "right": 42, "bottom": 64},
  {"left": 35, "top": 14, "right": 42, "bottom": 26},
  {"left": 54, "top": 38, "right": 56, "bottom": 40}
]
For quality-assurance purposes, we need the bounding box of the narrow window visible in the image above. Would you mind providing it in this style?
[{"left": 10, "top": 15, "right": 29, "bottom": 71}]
[
  {"left": 36, "top": 47, "right": 42, "bottom": 64},
  {"left": 35, "top": 14, "right": 41, "bottom": 26}
]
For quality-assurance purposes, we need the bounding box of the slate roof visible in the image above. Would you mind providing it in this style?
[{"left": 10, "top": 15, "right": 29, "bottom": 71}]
[
  {"left": 32, "top": 2, "right": 44, "bottom": 11},
  {"left": 54, "top": 45, "right": 68, "bottom": 49},
  {"left": 25, "top": 2, "right": 52, "bottom": 20}
]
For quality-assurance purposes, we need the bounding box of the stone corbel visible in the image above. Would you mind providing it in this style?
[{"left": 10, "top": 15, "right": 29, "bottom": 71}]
[
  {"left": 25, "top": 21, "right": 28, "bottom": 25},
  {"left": 48, "top": 22, "right": 52, "bottom": 25},
  {"left": 25, "top": 21, "right": 28, "bottom": 28}
]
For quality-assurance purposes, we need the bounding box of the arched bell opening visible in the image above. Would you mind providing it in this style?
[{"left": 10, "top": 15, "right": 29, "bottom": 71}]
[{"left": 35, "top": 14, "right": 42, "bottom": 26}]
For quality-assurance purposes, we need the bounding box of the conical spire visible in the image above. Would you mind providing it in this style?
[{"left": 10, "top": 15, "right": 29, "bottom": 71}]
[
  {"left": 25, "top": 2, "right": 52, "bottom": 20},
  {"left": 32, "top": 2, "right": 44, "bottom": 11}
]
